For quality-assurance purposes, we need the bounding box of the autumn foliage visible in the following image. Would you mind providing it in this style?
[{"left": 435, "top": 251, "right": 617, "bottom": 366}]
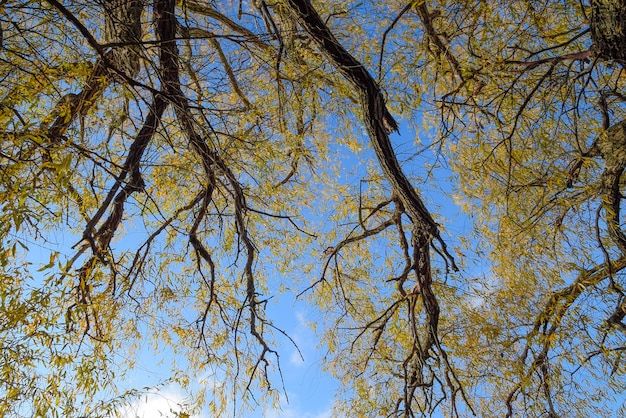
[{"left": 1, "top": 0, "right": 625, "bottom": 417}]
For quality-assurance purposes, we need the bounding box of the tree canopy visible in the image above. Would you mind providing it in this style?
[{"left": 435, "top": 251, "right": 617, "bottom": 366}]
[{"left": 1, "top": 0, "right": 626, "bottom": 416}]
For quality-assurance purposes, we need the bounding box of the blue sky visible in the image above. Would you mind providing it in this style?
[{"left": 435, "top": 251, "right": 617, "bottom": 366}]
[
  {"left": 114, "top": 310, "right": 335, "bottom": 417},
  {"left": 6, "top": 2, "right": 626, "bottom": 416},
  {"left": 11, "top": 84, "right": 469, "bottom": 416},
  {"left": 104, "top": 294, "right": 337, "bottom": 417},
  {"left": 0, "top": 3, "right": 477, "bottom": 414},
  {"left": 100, "top": 119, "right": 469, "bottom": 417}
]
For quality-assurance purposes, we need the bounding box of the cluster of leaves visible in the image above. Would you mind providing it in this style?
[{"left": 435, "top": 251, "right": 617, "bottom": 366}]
[{"left": 1, "top": 0, "right": 626, "bottom": 417}]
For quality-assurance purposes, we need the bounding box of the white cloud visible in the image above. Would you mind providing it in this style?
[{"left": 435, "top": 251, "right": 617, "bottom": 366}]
[{"left": 118, "top": 388, "right": 204, "bottom": 418}]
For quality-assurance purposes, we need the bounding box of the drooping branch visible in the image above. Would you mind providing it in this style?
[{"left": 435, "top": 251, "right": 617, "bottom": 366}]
[
  {"left": 86, "top": 95, "right": 168, "bottom": 252},
  {"left": 65, "top": 1, "right": 164, "bottom": 336},
  {"left": 414, "top": 1, "right": 462, "bottom": 80},
  {"left": 377, "top": 2, "right": 412, "bottom": 81},
  {"left": 506, "top": 255, "right": 626, "bottom": 416},
  {"left": 283, "top": 0, "right": 456, "bottom": 268},
  {"left": 45, "top": 1, "right": 145, "bottom": 140},
  {"left": 502, "top": 116, "right": 626, "bottom": 411},
  {"left": 185, "top": 0, "right": 271, "bottom": 48},
  {"left": 154, "top": 0, "right": 280, "bottom": 396},
  {"left": 283, "top": 0, "right": 460, "bottom": 414}
]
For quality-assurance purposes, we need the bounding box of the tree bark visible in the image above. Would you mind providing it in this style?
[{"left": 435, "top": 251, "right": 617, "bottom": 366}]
[
  {"left": 103, "top": 0, "right": 144, "bottom": 77},
  {"left": 590, "top": 0, "right": 626, "bottom": 62}
]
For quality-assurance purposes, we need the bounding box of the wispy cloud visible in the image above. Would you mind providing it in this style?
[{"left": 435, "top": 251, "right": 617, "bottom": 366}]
[
  {"left": 263, "top": 392, "right": 334, "bottom": 418},
  {"left": 118, "top": 387, "right": 206, "bottom": 418},
  {"left": 288, "top": 311, "right": 310, "bottom": 366}
]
